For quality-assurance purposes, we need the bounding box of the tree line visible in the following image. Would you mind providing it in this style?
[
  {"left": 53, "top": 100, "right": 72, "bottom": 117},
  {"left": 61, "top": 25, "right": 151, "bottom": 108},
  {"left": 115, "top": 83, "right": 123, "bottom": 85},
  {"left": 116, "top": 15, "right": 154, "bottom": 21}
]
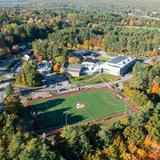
[{"left": 1, "top": 80, "right": 160, "bottom": 159}]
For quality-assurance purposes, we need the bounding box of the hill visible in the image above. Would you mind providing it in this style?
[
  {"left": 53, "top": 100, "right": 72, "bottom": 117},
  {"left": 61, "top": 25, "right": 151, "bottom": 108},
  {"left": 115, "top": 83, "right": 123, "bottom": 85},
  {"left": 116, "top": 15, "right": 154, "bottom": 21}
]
[{"left": 0, "top": 0, "right": 160, "bottom": 10}]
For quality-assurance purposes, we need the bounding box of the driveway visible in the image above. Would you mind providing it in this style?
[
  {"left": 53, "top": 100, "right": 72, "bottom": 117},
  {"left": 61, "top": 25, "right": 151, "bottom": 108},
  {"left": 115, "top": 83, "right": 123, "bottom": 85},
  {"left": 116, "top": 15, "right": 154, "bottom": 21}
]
[
  {"left": 43, "top": 73, "right": 69, "bottom": 86},
  {"left": 112, "top": 74, "right": 132, "bottom": 85},
  {"left": 0, "top": 47, "right": 32, "bottom": 112},
  {"left": 0, "top": 80, "right": 9, "bottom": 112}
]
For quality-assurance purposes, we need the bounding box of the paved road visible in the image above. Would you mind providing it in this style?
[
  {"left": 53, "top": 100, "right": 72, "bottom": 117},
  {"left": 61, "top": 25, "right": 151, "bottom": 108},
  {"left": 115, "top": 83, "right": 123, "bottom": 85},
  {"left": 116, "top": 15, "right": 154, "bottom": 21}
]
[
  {"left": 0, "top": 48, "right": 29, "bottom": 112},
  {"left": 16, "top": 72, "right": 132, "bottom": 100},
  {"left": 0, "top": 55, "right": 17, "bottom": 71},
  {"left": 0, "top": 79, "right": 9, "bottom": 112},
  {"left": 112, "top": 74, "right": 132, "bottom": 85}
]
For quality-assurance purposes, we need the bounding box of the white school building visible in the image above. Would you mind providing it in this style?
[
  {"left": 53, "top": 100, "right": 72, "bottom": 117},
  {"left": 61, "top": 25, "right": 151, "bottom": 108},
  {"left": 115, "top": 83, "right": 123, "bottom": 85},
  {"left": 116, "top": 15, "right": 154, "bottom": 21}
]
[{"left": 98, "top": 56, "right": 136, "bottom": 76}]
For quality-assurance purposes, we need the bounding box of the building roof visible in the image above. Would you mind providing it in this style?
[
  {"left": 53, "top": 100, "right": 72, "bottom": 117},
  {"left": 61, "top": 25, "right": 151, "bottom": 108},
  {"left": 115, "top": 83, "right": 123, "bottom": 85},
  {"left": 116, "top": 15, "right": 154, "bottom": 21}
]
[
  {"left": 68, "top": 64, "right": 82, "bottom": 72},
  {"left": 37, "top": 61, "right": 52, "bottom": 73},
  {"left": 73, "top": 50, "right": 91, "bottom": 56},
  {"left": 104, "top": 56, "right": 136, "bottom": 68},
  {"left": 108, "top": 56, "right": 128, "bottom": 64},
  {"left": 84, "top": 58, "right": 99, "bottom": 64}
]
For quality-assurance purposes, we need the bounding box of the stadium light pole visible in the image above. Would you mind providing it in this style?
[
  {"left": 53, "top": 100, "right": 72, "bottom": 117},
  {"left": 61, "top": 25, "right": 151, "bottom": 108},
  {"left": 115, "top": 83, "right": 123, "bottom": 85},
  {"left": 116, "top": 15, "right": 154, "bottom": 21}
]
[
  {"left": 63, "top": 111, "right": 70, "bottom": 126},
  {"left": 124, "top": 104, "right": 127, "bottom": 115}
]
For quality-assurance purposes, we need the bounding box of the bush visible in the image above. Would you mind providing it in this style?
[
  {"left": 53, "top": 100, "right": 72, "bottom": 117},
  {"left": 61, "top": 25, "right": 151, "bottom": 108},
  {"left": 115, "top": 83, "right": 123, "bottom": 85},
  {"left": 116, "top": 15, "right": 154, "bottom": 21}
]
[{"left": 0, "top": 76, "right": 4, "bottom": 83}]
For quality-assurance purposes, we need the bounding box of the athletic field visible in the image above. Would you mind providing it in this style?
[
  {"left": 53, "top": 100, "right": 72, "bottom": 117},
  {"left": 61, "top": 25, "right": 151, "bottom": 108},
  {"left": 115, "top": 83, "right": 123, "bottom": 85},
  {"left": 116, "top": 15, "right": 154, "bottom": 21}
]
[{"left": 22, "top": 88, "right": 132, "bottom": 133}]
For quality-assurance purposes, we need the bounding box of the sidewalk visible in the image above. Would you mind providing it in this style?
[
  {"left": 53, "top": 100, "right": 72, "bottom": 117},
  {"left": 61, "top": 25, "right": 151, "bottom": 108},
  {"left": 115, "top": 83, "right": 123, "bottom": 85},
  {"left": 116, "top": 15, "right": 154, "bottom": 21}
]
[{"left": 0, "top": 81, "right": 9, "bottom": 113}]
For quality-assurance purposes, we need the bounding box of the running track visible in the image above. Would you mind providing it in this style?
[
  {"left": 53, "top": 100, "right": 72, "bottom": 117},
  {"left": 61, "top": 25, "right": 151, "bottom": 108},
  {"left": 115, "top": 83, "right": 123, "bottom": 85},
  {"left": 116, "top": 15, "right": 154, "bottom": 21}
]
[{"left": 27, "top": 86, "right": 140, "bottom": 136}]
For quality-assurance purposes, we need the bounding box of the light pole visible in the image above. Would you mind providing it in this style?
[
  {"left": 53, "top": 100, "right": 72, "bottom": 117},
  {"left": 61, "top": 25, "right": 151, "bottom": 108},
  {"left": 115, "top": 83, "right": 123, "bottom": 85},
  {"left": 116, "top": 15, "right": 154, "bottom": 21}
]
[
  {"left": 63, "top": 111, "right": 70, "bottom": 126},
  {"left": 124, "top": 104, "right": 127, "bottom": 115}
]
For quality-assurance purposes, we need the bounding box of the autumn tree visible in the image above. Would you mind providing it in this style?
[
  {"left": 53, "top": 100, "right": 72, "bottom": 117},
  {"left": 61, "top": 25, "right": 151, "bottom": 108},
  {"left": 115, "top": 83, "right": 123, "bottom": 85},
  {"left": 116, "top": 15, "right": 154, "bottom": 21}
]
[
  {"left": 4, "top": 94, "right": 22, "bottom": 115},
  {"left": 68, "top": 57, "right": 80, "bottom": 64},
  {"left": 53, "top": 64, "right": 61, "bottom": 73},
  {"left": 151, "top": 80, "right": 160, "bottom": 94},
  {"left": 55, "top": 55, "right": 66, "bottom": 65},
  {"left": 16, "top": 61, "right": 42, "bottom": 87},
  {"left": 123, "top": 126, "right": 145, "bottom": 147},
  {"left": 5, "top": 83, "right": 14, "bottom": 96}
]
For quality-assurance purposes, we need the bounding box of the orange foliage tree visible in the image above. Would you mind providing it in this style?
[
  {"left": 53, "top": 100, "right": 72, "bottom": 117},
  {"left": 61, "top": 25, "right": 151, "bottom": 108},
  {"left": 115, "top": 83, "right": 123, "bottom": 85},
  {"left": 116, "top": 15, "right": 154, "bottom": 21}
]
[
  {"left": 151, "top": 80, "right": 160, "bottom": 94},
  {"left": 53, "top": 64, "right": 61, "bottom": 73}
]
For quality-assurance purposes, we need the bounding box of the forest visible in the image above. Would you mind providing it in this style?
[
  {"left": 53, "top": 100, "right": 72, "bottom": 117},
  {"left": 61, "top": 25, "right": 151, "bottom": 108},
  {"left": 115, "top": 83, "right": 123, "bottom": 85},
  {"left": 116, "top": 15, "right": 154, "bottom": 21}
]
[
  {"left": 1, "top": 8, "right": 160, "bottom": 60},
  {"left": 0, "top": 6, "right": 160, "bottom": 160},
  {"left": 1, "top": 62, "right": 160, "bottom": 159}
]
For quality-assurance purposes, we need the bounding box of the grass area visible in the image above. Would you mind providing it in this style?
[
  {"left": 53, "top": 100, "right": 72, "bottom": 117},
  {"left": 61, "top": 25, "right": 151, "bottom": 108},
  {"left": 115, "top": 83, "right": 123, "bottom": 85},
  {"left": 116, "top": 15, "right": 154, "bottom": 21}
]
[
  {"left": 0, "top": 76, "right": 5, "bottom": 83},
  {"left": 99, "top": 57, "right": 111, "bottom": 61},
  {"left": 102, "top": 115, "right": 128, "bottom": 128},
  {"left": 22, "top": 88, "right": 132, "bottom": 133},
  {"left": 70, "top": 73, "right": 120, "bottom": 85}
]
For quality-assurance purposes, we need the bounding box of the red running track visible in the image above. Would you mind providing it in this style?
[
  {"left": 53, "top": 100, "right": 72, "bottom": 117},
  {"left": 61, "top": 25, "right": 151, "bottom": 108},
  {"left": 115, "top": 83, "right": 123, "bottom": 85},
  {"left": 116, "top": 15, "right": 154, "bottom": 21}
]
[{"left": 27, "top": 86, "right": 140, "bottom": 135}]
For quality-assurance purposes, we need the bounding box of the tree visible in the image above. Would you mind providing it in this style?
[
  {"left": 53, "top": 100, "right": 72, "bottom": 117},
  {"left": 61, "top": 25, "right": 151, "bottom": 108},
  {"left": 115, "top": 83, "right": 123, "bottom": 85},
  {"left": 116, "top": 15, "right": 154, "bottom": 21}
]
[
  {"left": 151, "top": 49, "right": 158, "bottom": 57},
  {"left": 131, "top": 62, "right": 149, "bottom": 90},
  {"left": 83, "top": 40, "right": 90, "bottom": 50},
  {"left": 7, "top": 132, "right": 24, "bottom": 159},
  {"left": 53, "top": 64, "right": 61, "bottom": 73},
  {"left": 55, "top": 56, "right": 66, "bottom": 65},
  {"left": 108, "top": 144, "right": 119, "bottom": 159},
  {"left": 4, "top": 94, "right": 22, "bottom": 115},
  {"left": 145, "top": 112, "right": 160, "bottom": 141},
  {"left": 5, "top": 83, "right": 14, "bottom": 96},
  {"left": 19, "top": 138, "right": 56, "bottom": 160},
  {"left": 151, "top": 80, "right": 160, "bottom": 94},
  {"left": 0, "top": 76, "right": 4, "bottom": 83},
  {"left": 84, "top": 150, "right": 102, "bottom": 160},
  {"left": 123, "top": 126, "right": 145, "bottom": 147},
  {"left": 68, "top": 57, "right": 80, "bottom": 64},
  {"left": 60, "top": 126, "right": 91, "bottom": 160},
  {"left": 0, "top": 48, "right": 7, "bottom": 58},
  {"left": 16, "top": 61, "right": 42, "bottom": 87}
]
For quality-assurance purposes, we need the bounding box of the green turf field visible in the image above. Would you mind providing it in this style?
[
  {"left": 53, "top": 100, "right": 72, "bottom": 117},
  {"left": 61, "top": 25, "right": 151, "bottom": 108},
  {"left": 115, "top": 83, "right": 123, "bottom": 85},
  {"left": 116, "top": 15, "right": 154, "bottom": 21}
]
[{"left": 22, "top": 88, "right": 132, "bottom": 132}]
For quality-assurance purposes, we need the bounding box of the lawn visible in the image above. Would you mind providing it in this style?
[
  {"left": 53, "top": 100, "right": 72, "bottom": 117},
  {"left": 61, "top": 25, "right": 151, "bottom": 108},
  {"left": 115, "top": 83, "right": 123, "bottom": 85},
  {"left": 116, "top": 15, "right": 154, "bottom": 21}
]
[
  {"left": 70, "top": 73, "right": 120, "bottom": 85},
  {"left": 22, "top": 88, "right": 132, "bottom": 133},
  {"left": 102, "top": 115, "right": 128, "bottom": 128}
]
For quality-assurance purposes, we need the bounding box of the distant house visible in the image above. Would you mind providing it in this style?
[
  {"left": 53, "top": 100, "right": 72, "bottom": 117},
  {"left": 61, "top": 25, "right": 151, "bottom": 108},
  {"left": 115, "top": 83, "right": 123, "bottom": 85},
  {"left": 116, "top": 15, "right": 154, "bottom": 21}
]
[
  {"left": 37, "top": 61, "right": 52, "bottom": 74},
  {"left": 68, "top": 64, "right": 82, "bottom": 77}
]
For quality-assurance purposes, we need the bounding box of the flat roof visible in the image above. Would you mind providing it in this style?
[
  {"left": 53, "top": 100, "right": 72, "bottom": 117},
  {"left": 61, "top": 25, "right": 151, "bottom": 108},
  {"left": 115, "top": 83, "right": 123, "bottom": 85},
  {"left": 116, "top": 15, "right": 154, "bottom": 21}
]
[
  {"left": 84, "top": 58, "right": 99, "bottom": 64},
  {"left": 73, "top": 50, "right": 91, "bottom": 56},
  {"left": 103, "top": 55, "right": 136, "bottom": 68},
  {"left": 108, "top": 56, "right": 128, "bottom": 64},
  {"left": 68, "top": 64, "right": 82, "bottom": 70}
]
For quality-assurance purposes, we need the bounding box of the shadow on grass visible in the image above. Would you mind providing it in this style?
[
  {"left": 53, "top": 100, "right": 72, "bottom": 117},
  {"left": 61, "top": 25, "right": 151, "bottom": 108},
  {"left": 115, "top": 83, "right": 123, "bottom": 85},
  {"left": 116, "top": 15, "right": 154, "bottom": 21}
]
[
  {"left": 31, "top": 98, "right": 65, "bottom": 113},
  {"left": 22, "top": 98, "right": 85, "bottom": 133}
]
